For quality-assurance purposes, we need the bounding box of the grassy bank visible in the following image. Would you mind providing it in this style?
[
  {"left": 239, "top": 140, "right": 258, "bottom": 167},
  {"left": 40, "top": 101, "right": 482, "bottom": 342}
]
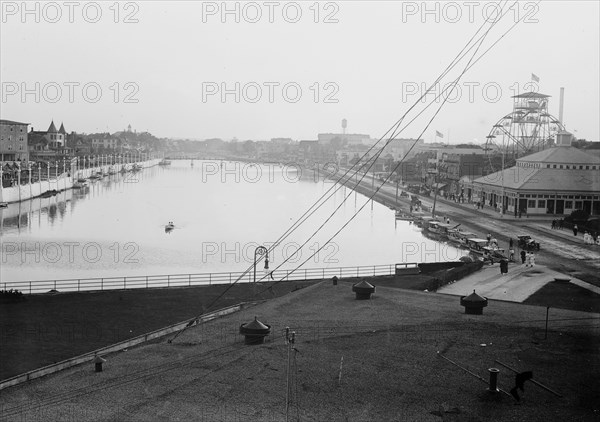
[{"left": 0, "top": 281, "right": 315, "bottom": 380}]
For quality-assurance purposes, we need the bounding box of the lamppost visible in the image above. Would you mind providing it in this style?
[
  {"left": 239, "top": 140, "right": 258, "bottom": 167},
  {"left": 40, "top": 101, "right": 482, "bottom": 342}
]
[
  {"left": 500, "top": 147, "right": 505, "bottom": 217},
  {"left": 253, "top": 246, "right": 269, "bottom": 283}
]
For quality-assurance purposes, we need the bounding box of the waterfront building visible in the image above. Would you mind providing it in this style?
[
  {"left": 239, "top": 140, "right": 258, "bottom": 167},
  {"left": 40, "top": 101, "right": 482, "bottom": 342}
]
[
  {"left": 435, "top": 149, "right": 486, "bottom": 195},
  {"left": 382, "top": 138, "right": 425, "bottom": 161},
  {"left": 90, "top": 133, "right": 121, "bottom": 150},
  {"left": 0, "top": 119, "right": 29, "bottom": 161},
  {"left": 28, "top": 120, "right": 74, "bottom": 160},
  {"left": 464, "top": 132, "right": 600, "bottom": 216},
  {"left": 318, "top": 133, "right": 371, "bottom": 146}
]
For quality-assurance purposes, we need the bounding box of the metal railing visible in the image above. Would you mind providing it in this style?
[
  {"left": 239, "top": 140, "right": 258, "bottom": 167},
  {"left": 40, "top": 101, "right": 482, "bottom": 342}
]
[{"left": 2, "top": 264, "right": 396, "bottom": 294}]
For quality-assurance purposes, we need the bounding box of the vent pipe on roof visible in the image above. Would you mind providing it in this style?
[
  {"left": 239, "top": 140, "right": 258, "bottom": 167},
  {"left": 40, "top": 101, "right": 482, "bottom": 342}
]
[{"left": 558, "top": 87, "right": 565, "bottom": 125}]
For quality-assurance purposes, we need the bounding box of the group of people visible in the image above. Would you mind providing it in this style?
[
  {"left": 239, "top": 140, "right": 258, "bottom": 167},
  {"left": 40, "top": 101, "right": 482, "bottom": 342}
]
[
  {"left": 583, "top": 231, "right": 600, "bottom": 245},
  {"left": 550, "top": 219, "right": 565, "bottom": 230},
  {"left": 520, "top": 250, "right": 536, "bottom": 267},
  {"left": 486, "top": 233, "right": 499, "bottom": 248}
]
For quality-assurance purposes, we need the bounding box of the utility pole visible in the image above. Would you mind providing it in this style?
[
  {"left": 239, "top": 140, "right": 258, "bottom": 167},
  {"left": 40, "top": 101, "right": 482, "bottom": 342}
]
[{"left": 285, "top": 328, "right": 296, "bottom": 422}]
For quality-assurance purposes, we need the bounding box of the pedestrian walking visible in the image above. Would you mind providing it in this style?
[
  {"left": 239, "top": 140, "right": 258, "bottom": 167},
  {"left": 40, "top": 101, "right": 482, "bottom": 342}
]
[
  {"left": 573, "top": 224, "right": 578, "bottom": 236},
  {"left": 551, "top": 220, "right": 556, "bottom": 229},
  {"left": 525, "top": 252, "right": 532, "bottom": 267},
  {"left": 520, "top": 250, "right": 526, "bottom": 264},
  {"left": 509, "top": 248, "right": 515, "bottom": 262}
]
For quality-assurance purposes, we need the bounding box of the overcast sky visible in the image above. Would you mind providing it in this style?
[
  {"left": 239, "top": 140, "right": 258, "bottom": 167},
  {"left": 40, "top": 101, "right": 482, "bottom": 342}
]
[{"left": 1, "top": 1, "right": 599, "bottom": 143}]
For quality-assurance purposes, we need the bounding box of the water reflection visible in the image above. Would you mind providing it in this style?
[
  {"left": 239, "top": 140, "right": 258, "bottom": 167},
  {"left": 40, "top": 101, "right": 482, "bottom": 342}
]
[{"left": 1, "top": 161, "right": 466, "bottom": 282}]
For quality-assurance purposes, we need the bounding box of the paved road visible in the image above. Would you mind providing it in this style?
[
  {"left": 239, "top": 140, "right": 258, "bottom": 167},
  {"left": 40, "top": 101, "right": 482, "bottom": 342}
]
[{"left": 340, "top": 173, "right": 600, "bottom": 277}]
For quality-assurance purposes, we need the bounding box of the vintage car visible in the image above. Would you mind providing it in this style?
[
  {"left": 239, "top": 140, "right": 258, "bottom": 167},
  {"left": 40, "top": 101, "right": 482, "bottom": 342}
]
[{"left": 517, "top": 235, "right": 540, "bottom": 250}]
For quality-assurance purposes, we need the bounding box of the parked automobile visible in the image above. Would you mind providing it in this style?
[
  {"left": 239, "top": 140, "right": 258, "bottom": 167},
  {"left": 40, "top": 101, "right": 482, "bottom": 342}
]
[{"left": 517, "top": 235, "right": 540, "bottom": 250}]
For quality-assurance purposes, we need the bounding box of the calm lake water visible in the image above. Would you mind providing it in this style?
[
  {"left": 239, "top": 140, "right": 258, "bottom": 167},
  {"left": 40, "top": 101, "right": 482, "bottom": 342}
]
[{"left": 0, "top": 160, "right": 465, "bottom": 283}]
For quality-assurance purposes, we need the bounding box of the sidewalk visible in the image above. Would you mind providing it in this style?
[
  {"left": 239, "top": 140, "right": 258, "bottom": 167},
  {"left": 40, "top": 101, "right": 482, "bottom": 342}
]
[
  {"left": 437, "top": 263, "right": 600, "bottom": 302},
  {"left": 531, "top": 222, "right": 600, "bottom": 247}
]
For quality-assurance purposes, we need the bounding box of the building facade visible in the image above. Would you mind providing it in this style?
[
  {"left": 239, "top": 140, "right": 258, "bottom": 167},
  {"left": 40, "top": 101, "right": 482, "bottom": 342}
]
[
  {"left": 465, "top": 135, "right": 600, "bottom": 216},
  {"left": 0, "top": 119, "right": 29, "bottom": 161}
]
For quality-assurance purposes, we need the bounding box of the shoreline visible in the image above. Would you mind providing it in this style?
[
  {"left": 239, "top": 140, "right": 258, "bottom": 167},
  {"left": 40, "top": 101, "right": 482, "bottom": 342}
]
[{"left": 0, "top": 158, "right": 161, "bottom": 204}]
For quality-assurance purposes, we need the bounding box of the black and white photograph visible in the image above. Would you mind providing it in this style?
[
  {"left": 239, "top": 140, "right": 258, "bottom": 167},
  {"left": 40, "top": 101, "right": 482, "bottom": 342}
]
[{"left": 1, "top": 1, "right": 599, "bottom": 420}]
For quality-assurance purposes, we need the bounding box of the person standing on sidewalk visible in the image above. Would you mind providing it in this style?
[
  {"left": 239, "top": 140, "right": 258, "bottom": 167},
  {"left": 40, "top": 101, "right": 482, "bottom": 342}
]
[
  {"left": 573, "top": 224, "right": 578, "bottom": 236},
  {"left": 520, "top": 250, "right": 526, "bottom": 264}
]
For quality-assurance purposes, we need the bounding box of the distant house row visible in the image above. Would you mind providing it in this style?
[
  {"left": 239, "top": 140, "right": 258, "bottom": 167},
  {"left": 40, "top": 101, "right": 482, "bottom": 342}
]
[{"left": 0, "top": 120, "right": 140, "bottom": 162}]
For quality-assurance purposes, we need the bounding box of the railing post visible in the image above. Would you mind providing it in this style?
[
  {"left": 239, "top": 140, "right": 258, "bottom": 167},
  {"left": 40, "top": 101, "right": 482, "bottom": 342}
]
[
  {"left": 356, "top": 267, "right": 359, "bottom": 277},
  {"left": 54, "top": 280, "right": 56, "bottom": 291},
  {"left": 322, "top": 268, "right": 325, "bottom": 279},
  {"left": 101, "top": 278, "right": 104, "bottom": 290},
  {"left": 189, "top": 274, "right": 191, "bottom": 287},
  {"left": 373, "top": 266, "right": 375, "bottom": 276},
  {"left": 78, "top": 279, "right": 80, "bottom": 292},
  {"left": 209, "top": 273, "right": 212, "bottom": 285},
  {"left": 286, "top": 270, "right": 289, "bottom": 281},
  {"left": 146, "top": 276, "right": 149, "bottom": 289},
  {"left": 168, "top": 275, "right": 170, "bottom": 287}
]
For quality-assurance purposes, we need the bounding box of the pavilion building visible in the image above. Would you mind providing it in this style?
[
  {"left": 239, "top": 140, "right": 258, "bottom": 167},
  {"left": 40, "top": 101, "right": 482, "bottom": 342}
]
[{"left": 463, "top": 132, "right": 600, "bottom": 216}]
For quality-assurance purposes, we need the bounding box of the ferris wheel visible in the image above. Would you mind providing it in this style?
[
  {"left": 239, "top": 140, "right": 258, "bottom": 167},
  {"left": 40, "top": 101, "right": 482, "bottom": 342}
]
[{"left": 485, "top": 91, "right": 565, "bottom": 167}]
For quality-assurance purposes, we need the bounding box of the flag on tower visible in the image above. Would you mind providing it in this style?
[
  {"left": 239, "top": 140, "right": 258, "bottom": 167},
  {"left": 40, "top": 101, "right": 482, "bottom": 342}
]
[
  {"left": 435, "top": 130, "right": 444, "bottom": 138},
  {"left": 531, "top": 73, "right": 540, "bottom": 83}
]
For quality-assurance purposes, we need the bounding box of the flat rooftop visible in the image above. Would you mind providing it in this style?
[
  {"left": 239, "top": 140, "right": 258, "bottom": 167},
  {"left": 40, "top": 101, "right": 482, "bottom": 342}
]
[{"left": 1, "top": 281, "right": 598, "bottom": 421}]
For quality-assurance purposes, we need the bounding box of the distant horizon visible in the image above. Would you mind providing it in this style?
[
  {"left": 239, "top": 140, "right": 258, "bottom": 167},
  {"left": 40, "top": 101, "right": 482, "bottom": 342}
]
[{"left": 2, "top": 2, "right": 598, "bottom": 144}]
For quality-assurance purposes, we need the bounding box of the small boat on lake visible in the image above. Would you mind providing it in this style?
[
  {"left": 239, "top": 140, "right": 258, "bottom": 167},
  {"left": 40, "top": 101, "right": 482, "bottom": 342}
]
[
  {"left": 448, "top": 230, "right": 476, "bottom": 247},
  {"left": 416, "top": 216, "right": 438, "bottom": 228},
  {"left": 466, "top": 238, "right": 506, "bottom": 263},
  {"left": 395, "top": 210, "right": 412, "bottom": 220},
  {"left": 426, "top": 221, "right": 454, "bottom": 238}
]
